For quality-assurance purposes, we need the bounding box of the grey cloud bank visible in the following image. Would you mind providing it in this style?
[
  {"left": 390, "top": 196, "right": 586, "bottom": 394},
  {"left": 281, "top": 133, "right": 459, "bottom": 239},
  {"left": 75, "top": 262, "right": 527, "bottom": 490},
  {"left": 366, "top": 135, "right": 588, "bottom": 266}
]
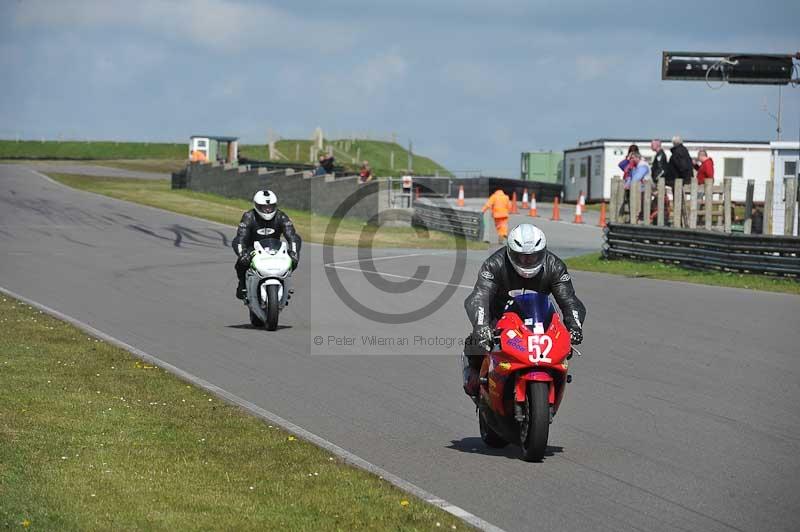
[{"left": 1, "top": 0, "right": 798, "bottom": 175}]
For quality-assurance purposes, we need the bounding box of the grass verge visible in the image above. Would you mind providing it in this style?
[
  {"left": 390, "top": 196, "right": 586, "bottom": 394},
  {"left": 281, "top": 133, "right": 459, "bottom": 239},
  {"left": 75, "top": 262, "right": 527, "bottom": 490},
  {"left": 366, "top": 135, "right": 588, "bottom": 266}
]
[
  {"left": 0, "top": 295, "right": 468, "bottom": 531},
  {"left": 565, "top": 253, "right": 799, "bottom": 295},
  {"left": 47, "top": 173, "right": 486, "bottom": 250}
]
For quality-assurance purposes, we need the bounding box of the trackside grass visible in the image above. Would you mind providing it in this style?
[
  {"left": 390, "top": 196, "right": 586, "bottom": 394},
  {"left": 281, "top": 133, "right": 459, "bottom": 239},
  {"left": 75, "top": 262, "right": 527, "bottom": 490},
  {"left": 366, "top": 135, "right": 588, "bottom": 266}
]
[
  {"left": 0, "top": 296, "right": 469, "bottom": 531},
  {"left": 565, "top": 253, "right": 800, "bottom": 295},
  {"left": 47, "top": 173, "right": 487, "bottom": 250}
]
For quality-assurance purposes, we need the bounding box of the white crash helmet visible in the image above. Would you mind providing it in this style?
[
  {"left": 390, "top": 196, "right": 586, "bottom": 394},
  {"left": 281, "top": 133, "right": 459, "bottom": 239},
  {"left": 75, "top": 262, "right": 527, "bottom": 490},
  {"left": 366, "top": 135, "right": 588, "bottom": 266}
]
[
  {"left": 507, "top": 224, "right": 547, "bottom": 278},
  {"left": 253, "top": 190, "right": 278, "bottom": 221}
]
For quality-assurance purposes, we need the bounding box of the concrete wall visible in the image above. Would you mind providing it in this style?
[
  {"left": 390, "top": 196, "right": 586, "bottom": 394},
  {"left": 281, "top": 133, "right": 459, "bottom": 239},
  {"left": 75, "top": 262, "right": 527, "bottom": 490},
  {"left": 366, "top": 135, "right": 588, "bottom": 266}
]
[{"left": 183, "top": 162, "right": 386, "bottom": 221}]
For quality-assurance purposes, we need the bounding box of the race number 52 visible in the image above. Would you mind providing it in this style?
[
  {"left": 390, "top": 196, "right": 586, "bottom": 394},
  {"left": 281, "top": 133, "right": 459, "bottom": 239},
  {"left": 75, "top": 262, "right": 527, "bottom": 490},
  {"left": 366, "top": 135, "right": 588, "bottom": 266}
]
[{"left": 528, "top": 335, "right": 553, "bottom": 364}]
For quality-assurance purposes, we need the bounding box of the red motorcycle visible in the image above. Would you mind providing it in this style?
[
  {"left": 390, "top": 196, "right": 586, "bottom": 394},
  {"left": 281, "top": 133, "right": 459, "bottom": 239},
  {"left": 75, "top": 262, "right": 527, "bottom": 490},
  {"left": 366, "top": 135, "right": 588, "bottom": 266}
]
[{"left": 476, "top": 290, "right": 577, "bottom": 461}]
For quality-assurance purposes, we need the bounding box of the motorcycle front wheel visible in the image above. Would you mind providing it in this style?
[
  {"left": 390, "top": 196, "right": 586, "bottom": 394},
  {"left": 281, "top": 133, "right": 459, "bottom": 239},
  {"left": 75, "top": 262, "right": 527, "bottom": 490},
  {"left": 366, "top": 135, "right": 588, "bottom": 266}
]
[
  {"left": 520, "top": 381, "right": 549, "bottom": 462},
  {"left": 265, "top": 284, "right": 280, "bottom": 331}
]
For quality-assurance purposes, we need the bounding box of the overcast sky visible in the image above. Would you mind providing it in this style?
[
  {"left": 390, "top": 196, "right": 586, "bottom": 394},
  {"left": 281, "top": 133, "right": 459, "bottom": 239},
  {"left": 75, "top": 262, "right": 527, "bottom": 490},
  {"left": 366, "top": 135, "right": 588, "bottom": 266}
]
[{"left": 1, "top": 0, "right": 798, "bottom": 175}]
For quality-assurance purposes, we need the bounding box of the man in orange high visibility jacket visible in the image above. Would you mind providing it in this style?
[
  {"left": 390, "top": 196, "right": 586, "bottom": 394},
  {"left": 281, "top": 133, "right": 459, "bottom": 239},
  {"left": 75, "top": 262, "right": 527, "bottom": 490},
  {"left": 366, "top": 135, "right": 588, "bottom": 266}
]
[{"left": 482, "top": 189, "right": 511, "bottom": 244}]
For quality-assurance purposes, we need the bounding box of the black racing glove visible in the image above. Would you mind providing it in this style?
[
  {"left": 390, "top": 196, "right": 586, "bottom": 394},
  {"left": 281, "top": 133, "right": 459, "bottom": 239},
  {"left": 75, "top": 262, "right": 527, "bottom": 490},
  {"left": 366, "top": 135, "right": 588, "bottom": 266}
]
[
  {"left": 473, "top": 325, "right": 494, "bottom": 351},
  {"left": 569, "top": 328, "right": 583, "bottom": 345},
  {"left": 238, "top": 250, "right": 254, "bottom": 268},
  {"left": 289, "top": 250, "right": 299, "bottom": 270}
]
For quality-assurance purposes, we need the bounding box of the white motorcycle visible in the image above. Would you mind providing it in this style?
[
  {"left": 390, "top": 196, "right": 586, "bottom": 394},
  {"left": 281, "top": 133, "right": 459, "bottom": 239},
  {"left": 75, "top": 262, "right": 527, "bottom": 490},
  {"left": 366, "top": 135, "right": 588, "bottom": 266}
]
[{"left": 245, "top": 238, "right": 294, "bottom": 330}]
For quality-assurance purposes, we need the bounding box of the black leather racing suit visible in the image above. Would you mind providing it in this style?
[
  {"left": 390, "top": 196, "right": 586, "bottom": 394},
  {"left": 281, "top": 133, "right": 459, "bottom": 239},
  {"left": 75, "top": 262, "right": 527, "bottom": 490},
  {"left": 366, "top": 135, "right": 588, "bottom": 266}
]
[
  {"left": 232, "top": 209, "right": 302, "bottom": 287},
  {"left": 463, "top": 247, "right": 586, "bottom": 367}
]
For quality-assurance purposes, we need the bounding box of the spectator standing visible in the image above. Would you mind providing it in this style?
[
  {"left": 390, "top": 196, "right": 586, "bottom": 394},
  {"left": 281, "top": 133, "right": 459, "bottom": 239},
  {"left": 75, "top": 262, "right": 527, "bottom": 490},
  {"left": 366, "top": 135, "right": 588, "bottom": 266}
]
[
  {"left": 650, "top": 139, "right": 671, "bottom": 186},
  {"left": 618, "top": 144, "right": 640, "bottom": 178},
  {"left": 693, "top": 149, "right": 714, "bottom": 185},
  {"left": 669, "top": 135, "right": 693, "bottom": 182},
  {"left": 359, "top": 161, "right": 373, "bottom": 183}
]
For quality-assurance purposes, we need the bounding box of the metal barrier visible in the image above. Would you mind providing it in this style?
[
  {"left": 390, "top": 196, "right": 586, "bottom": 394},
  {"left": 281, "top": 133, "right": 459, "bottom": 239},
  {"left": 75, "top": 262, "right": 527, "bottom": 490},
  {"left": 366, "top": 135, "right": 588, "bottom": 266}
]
[
  {"left": 238, "top": 157, "right": 346, "bottom": 175},
  {"left": 603, "top": 223, "right": 800, "bottom": 277},
  {"left": 412, "top": 199, "right": 484, "bottom": 241}
]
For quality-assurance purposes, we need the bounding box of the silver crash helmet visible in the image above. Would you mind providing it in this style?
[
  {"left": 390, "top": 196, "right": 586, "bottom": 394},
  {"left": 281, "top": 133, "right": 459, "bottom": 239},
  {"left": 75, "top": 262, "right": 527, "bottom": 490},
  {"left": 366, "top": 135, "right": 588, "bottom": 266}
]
[
  {"left": 506, "top": 223, "right": 547, "bottom": 278},
  {"left": 253, "top": 189, "right": 278, "bottom": 221}
]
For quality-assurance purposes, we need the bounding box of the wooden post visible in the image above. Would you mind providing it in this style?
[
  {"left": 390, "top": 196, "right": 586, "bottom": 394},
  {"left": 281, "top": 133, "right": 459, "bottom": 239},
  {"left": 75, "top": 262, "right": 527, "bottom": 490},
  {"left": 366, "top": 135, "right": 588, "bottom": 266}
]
[
  {"left": 630, "top": 180, "right": 641, "bottom": 224},
  {"left": 609, "top": 178, "right": 620, "bottom": 223},
  {"left": 764, "top": 179, "right": 774, "bottom": 235},
  {"left": 784, "top": 177, "right": 798, "bottom": 236},
  {"left": 743, "top": 179, "right": 754, "bottom": 234},
  {"left": 673, "top": 178, "right": 683, "bottom": 228},
  {"left": 656, "top": 178, "right": 665, "bottom": 226},
  {"left": 643, "top": 180, "right": 652, "bottom": 225},
  {"left": 295, "top": 143, "right": 300, "bottom": 161},
  {"left": 689, "top": 178, "right": 698, "bottom": 229},
  {"left": 390, "top": 151, "right": 395, "bottom": 170},
  {"left": 723, "top": 177, "right": 732, "bottom": 233},
  {"left": 704, "top": 180, "right": 713, "bottom": 230}
]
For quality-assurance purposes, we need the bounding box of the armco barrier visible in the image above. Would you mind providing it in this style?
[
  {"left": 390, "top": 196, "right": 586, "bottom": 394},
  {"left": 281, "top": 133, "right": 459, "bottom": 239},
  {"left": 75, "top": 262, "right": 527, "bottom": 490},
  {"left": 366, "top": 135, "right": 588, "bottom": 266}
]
[
  {"left": 179, "top": 162, "right": 386, "bottom": 220},
  {"left": 238, "top": 157, "right": 347, "bottom": 175},
  {"left": 411, "top": 176, "right": 562, "bottom": 202},
  {"left": 412, "top": 199, "right": 484, "bottom": 241},
  {"left": 603, "top": 223, "right": 800, "bottom": 277}
]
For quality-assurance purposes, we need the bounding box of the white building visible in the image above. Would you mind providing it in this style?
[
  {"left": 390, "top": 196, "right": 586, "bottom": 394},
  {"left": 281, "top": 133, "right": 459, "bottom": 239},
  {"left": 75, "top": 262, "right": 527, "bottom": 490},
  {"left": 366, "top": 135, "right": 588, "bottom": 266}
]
[
  {"left": 562, "top": 138, "right": 772, "bottom": 203},
  {"left": 769, "top": 141, "right": 799, "bottom": 236}
]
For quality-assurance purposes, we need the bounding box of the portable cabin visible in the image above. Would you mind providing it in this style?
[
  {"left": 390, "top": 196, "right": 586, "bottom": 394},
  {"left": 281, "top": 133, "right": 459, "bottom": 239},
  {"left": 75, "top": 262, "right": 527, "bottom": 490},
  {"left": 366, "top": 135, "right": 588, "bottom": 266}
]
[
  {"left": 562, "top": 138, "right": 772, "bottom": 203},
  {"left": 520, "top": 151, "right": 563, "bottom": 184},
  {"left": 189, "top": 135, "right": 239, "bottom": 164}
]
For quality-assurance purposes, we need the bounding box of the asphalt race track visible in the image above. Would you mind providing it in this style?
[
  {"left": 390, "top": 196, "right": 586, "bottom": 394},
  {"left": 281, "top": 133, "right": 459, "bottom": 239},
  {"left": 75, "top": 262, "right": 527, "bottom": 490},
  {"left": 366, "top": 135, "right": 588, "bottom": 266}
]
[{"left": 2, "top": 164, "right": 799, "bottom": 532}]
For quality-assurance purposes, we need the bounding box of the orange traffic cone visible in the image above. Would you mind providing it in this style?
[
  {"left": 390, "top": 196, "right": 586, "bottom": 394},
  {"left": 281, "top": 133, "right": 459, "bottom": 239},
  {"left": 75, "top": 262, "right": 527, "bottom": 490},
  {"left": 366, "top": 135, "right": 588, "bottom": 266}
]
[
  {"left": 522, "top": 189, "right": 529, "bottom": 209},
  {"left": 551, "top": 197, "right": 560, "bottom": 221},
  {"left": 510, "top": 191, "right": 518, "bottom": 214},
  {"left": 573, "top": 191, "right": 585, "bottom": 224},
  {"left": 529, "top": 193, "right": 538, "bottom": 217},
  {"left": 598, "top": 202, "right": 607, "bottom": 227},
  {"left": 456, "top": 185, "right": 465, "bottom": 207}
]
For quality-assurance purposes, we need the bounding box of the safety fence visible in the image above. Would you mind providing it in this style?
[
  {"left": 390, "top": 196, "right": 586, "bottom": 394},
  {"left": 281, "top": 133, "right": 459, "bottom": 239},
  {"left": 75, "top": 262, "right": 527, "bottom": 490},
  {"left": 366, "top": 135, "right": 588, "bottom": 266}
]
[
  {"left": 603, "top": 223, "right": 800, "bottom": 277},
  {"left": 609, "top": 175, "right": 799, "bottom": 236},
  {"left": 412, "top": 199, "right": 484, "bottom": 241}
]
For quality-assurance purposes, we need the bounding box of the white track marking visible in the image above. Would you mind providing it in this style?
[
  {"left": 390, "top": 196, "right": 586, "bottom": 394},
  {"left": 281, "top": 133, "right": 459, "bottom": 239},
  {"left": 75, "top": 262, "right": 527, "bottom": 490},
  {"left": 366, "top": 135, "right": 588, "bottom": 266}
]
[
  {"left": 324, "top": 251, "right": 448, "bottom": 267},
  {"left": 326, "top": 263, "right": 474, "bottom": 290},
  {"left": 0, "top": 285, "right": 503, "bottom": 532}
]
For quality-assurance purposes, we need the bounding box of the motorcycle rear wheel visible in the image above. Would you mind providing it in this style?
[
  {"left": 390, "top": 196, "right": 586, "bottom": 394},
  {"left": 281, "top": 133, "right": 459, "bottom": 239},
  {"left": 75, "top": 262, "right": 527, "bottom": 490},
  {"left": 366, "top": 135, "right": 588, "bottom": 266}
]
[
  {"left": 265, "top": 284, "right": 280, "bottom": 331},
  {"left": 479, "top": 408, "right": 508, "bottom": 448},
  {"left": 520, "top": 381, "right": 549, "bottom": 462}
]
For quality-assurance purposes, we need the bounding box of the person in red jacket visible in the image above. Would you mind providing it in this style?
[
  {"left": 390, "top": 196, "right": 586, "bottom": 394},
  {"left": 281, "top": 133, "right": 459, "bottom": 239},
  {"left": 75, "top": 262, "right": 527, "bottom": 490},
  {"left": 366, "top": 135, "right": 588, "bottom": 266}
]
[{"left": 693, "top": 149, "right": 714, "bottom": 185}]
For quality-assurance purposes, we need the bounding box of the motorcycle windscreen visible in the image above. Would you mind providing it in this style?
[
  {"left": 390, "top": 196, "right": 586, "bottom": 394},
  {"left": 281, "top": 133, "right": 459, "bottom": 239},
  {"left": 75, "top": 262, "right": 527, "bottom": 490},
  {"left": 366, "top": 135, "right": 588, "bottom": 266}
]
[
  {"left": 506, "top": 290, "right": 553, "bottom": 330},
  {"left": 256, "top": 238, "right": 283, "bottom": 252}
]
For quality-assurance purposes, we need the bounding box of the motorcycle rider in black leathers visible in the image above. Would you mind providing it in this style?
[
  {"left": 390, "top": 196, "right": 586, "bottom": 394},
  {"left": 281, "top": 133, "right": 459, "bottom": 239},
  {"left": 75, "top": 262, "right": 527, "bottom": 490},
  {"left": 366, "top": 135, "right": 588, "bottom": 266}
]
[
  {"left": 462, "top": 223, "right": 586, "bottom": 396},
  {"left": 232, "top": 190, "right": 302, "bottom": 300}
]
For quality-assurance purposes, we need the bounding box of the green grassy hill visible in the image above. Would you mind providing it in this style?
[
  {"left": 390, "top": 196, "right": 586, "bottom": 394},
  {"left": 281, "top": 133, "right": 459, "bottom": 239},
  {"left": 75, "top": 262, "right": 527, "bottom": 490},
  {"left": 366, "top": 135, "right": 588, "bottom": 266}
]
[
  {"left": 0, "top": 140, "right": 186, "bottom": 160},
  {"left": 0, "top": 138, "right": 451, "bottom": 177}
]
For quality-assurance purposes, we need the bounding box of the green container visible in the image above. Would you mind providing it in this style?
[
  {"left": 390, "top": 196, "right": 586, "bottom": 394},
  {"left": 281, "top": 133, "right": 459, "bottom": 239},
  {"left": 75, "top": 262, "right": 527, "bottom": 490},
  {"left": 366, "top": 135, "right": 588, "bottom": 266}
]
[{"left": 520, "top": 151, "right": 563, "bottom": 184}]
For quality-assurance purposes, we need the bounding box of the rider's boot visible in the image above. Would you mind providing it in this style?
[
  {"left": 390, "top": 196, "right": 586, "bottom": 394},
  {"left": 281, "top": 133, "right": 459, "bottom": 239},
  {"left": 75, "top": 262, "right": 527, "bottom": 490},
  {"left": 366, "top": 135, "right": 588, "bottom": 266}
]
[
  {"left": 463, "top": 367, "right": 480, "bottom": 396},
  {"left": 236, "top": 279, "right": 247, "bottom": 300}
]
